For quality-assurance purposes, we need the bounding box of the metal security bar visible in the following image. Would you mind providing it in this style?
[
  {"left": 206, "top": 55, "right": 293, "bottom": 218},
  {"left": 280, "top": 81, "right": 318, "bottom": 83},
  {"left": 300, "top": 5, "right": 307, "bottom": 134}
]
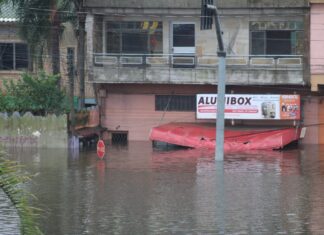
[{"left": 94, "top": 53, "right": 303, "bottom": 68}]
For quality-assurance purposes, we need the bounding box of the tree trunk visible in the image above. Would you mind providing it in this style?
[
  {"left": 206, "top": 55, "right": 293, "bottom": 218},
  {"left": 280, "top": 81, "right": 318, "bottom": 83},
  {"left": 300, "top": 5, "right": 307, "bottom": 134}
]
[
  {"left": 52, "top": 18, "right": 61, "bottom": 88},
  {"left": 38, "top": 46, "right": 44, "bottom": 70},
  {"left": 27, "top": 45, "right": 33, "bottom": 72},
  {"left": 51, "top": 0, "right": 61, "bottom": 88}
]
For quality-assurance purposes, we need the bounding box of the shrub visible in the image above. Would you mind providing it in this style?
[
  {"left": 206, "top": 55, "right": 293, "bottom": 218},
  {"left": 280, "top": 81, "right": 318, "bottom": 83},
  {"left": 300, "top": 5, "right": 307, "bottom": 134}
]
[{"left": 0, "top": 72, "right": 69, "bottom": 115}]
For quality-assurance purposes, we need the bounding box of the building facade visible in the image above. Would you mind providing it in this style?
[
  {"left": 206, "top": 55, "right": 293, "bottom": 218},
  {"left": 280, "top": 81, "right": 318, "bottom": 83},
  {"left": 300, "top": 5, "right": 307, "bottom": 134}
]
[
  {"left": 0, "top": 2, "right": 95, "bottom": 108},
  {"left": 310, "top": 0, "right": 324, "bottom": 144},
  {"left": 0, "top": 2, "right": 29, "bottom": 88},
  {"left": 84, "top": 0, "right": 312, "bottom": 143}
]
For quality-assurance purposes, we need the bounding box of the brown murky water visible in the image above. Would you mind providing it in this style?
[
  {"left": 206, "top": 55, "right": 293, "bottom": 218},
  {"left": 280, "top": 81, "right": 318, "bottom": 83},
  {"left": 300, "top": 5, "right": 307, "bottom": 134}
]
[{"left": 4, "top": 142, "right": 324, "bottom": 234}]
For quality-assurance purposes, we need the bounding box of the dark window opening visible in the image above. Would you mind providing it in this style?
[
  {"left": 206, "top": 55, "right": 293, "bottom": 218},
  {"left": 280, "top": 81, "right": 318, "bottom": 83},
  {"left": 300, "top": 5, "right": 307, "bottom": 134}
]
[
  {"left": 106, "top": 21, "right": 163, "bottom": 54},
  {"left": 266, "top": 31, "right": 291, "bottom": 55},
  {"left": 251, "top": 30, "right": 303, "bottom": 56},
  {"left": 112, "top": 132, "right": 128, "bottom": 145},
  {"left": 123, "top": 32, "right": 148, "bottom": 53},
  {"left": 67, "top": 47, "right": 75, "bottom": 76},
  {"left": 251, "top": 31, "right": 265, "bottom": 55},
  {"left": 15, "top": 44, "right": 28, "bottom": 69},
  {"left": 0, "top": 43, "right": 13, "bottom": 70},
  {"left": 155, "top": 95, "right": 196, "bottom": 111},
  {"left": 173, "top": 24, "right": 195, "bottom": 47},
  {"left": 0, "top": 43, "right": 28, "bottom": 70}
]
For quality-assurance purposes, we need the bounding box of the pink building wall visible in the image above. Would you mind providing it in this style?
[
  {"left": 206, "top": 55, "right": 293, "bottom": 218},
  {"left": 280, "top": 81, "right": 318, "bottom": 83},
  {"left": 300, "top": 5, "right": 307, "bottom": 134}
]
[
  {"left": 103, "top": 94, "right": 202, "bottom": 141},
  {"left": 100, "top": 83, "right": 318, "bottom": 143},
  {"left": 311, "top": 4, "right": 324, "bottom": 75},
  {"left": 103, "top": 93, "right": 319, "bottom": 143},
  {"left": 301, "top": 98, "right": 319, "bottom": 144},
  {"left": 101, "top": 84, "right": 216, "bottom": 141}
]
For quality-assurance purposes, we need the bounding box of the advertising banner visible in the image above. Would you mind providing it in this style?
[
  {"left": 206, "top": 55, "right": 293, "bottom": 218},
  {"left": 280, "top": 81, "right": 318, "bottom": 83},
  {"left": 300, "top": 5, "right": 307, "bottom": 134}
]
[{"left": 196, "top": 94, "right": 300, "bottom": 120}]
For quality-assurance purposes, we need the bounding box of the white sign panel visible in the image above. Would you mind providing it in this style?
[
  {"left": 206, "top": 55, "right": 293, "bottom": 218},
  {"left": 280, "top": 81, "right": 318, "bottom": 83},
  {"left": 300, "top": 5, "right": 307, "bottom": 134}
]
[{"left": 196, "top": 94, "right": 300, "bottom": 120}]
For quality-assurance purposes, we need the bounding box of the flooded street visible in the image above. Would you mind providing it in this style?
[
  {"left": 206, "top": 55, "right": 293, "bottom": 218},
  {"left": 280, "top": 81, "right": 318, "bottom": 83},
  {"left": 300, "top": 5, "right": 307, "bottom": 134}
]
[{"left": 5, "top": 142, "right": 324, "bottom": 234}]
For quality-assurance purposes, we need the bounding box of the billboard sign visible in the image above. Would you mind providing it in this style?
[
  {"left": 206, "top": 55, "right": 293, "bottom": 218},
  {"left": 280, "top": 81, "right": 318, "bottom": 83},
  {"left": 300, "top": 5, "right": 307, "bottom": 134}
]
[{"left": 196, "top": 94, "right": 300, "bottom": 120}]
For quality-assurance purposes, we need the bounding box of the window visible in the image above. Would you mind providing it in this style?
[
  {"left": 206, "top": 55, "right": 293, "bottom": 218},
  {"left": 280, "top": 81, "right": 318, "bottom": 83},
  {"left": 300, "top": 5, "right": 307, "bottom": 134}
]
[
  {"left": 106, "top": 21, "right": 163, "bottom": 54},
  {"left": 173, "top": 24, "right": 195, "bottom": 48},
  {"left": 155, "top": 95, "right": 196, "bottom": 111},
  {"left": 111, "top": 132, "right": 128, "bottom": 145},
  {"left": 250, "top": 22, "right": 303, "bottom": 56},
  {"left": 172, "top": 23, "right": 195, "bottom": 54},
  {"left": 0, "top": 43, "right": 28, "bottom": 70},
  {"left": 67, "top": 47, "right": 75, "bottom": 77}
]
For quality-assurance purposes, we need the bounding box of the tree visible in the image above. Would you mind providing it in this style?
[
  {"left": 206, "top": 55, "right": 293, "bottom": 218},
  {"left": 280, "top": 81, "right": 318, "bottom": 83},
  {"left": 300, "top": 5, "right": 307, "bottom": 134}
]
[
  {"left": 63, "top": 0, "right": 86, "bottom": 108},
  {"left": 4, "top": 0, "right": 63, "bottom": 87},
  {"left": 5, "top": 0, "right": 86, "bottom": 107}
]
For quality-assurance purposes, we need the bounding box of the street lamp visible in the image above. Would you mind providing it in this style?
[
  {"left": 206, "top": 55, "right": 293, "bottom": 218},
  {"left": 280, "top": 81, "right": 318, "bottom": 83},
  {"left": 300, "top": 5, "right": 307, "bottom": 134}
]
[{"left": 201, "top": 0, "right": 226, "bottom": 161}]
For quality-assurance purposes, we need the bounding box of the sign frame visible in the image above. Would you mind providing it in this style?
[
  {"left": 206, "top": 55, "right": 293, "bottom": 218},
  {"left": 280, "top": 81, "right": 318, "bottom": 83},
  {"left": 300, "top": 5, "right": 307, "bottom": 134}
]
[{"left": 196, "top": 94, "right": 301, "bottom": 120}]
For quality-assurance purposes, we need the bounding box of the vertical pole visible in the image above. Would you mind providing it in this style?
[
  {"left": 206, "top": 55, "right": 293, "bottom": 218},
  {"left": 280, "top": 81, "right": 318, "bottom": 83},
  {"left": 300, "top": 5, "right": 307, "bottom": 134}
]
[
  {"left": 216, "top": 55, "right": 226, "bottom": 161},
  {"left": 214, "top": 9, "right": 226, "bottom": 161},
  {"left": 67, "top": 49, "right": 76, "bottom": 136},
  {"left": 68, "top": 48, "right": 79, "bottom": 149}
]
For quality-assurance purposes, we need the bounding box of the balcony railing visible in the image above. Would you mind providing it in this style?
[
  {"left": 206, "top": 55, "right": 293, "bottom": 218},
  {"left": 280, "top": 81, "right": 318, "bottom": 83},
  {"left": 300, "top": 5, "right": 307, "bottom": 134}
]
[{"left": 93, "top": 53, "right": 303, "bottom": 68}]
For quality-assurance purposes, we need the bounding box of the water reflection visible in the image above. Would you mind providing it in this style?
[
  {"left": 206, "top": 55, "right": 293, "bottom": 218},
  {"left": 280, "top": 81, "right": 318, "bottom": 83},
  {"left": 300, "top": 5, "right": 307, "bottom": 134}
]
[{"left": 4, "top": 143, "right": 324, "bottom": 234}]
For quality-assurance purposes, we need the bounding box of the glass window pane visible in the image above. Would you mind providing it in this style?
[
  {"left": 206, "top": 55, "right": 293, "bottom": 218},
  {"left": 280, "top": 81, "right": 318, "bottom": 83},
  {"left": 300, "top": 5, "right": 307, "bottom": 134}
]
[
  {"left": 106, "top": 32, "right": 121, "bottom": 53},
  {"left": 106, "top": 21, "right": 163, "bottom": 54},
  {"left": 122, "top": 32, "right": 148, "bottom": 53},
  {"left": 0, "top": 43, "right": 13, "bottom": 70},
  {"left": 173, "top": 24, "right": 195, "bottom": 47},
  {"left": 251, "top": 31, "right": 265, "bottom": 55},
  {"left": 15, "top": 43, "right": 28, "bottom": 70},
  {"left": 148, "top": 22, "right": 163, "bottom": 53},
  {"left": 106, "top": 22, "right": 121, "bottom": 53},
  {"left": 107, "top": 22, "right": 120, "bottom": 31},
  {"left": 149, "top": 32, "right": 163, "bottom": 54},
  {"left": 266, "top": 31, "right": 291, "bottom": 55},
  {"left": 294, "top": 31, "right": 303, "bottom": 55}
]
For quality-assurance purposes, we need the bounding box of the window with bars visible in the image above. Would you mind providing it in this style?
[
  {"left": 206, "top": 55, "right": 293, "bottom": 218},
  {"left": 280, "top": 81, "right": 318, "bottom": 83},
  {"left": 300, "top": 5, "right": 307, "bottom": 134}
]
[
  {"left": 155, "top": 95, "right": 196, "bottom": 111},
  {"left": 0, "top": 43, "right": 28, "bottom": 70}
]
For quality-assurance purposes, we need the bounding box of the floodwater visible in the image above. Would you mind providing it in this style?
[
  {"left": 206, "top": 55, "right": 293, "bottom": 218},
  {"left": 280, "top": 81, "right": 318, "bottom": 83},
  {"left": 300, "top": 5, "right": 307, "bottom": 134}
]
[
  {"left": 4, "top": 142, "right": 324, "bottom": 234},
  {"left": 0, "top": 189, "right": 20, "bottom": 235}
]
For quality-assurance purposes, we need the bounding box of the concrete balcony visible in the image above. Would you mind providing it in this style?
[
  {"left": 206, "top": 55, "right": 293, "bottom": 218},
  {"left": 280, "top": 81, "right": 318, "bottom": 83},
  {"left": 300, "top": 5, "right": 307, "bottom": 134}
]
[{"left": 91, "top": 54, "right": 305, "bottom": 86}]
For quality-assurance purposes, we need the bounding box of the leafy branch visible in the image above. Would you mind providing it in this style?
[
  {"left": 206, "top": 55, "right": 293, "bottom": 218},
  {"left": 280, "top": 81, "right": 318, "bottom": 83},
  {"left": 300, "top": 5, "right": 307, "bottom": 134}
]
[{"left": 0, "top": 150, "right": 43, "bottom": 235}]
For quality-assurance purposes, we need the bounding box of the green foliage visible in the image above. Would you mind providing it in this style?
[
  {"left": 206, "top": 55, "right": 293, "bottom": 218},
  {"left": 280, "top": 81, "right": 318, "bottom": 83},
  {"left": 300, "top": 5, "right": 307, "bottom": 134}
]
[
  {"left": 0, "top": 73, "right": 69, "bottom": 115},
  {"left": 0, "top": 150, "right": 43, "bottom": 235}
]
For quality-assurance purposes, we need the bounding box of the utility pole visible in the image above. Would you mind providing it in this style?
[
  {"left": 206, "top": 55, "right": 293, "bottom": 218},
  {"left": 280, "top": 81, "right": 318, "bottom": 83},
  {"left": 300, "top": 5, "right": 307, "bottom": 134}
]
[
  {"left": 67, "top": 48, "right": 76, "bottom": 137},
  {"left": 201, "top": 0, "right": 226, "bottom": 161}
]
